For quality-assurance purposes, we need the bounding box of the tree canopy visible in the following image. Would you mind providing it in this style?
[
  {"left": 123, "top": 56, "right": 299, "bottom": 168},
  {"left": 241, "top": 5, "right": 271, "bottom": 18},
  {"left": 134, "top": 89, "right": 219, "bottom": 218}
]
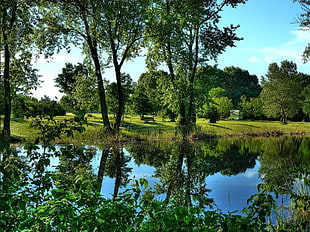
[
  {"left": 261, "top": 60, "right": 309, "bottom": 123},
  {"left": 145, "top": 0, "right": 247, "bottom": 134},
  {"left": 215, "top": 66, "right": 261, "bottom": 107}
]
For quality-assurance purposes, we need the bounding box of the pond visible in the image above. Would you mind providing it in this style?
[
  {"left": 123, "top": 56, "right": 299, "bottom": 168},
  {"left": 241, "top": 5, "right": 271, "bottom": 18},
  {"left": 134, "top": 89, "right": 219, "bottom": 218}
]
[
  {"left": 92, "top": 136, "right": 309, "bottom": 213},
  {"left": 25, "top": 135, "right": 309, "bottom": 214}
]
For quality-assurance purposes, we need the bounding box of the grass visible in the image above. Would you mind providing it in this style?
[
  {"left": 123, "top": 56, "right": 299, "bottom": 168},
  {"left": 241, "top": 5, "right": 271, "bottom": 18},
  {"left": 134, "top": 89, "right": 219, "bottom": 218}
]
[
  {"left": 4, "top": 113, "right": 310, "bottom": 144},
  {"left": 198, "top": 119, "right": 310, "bottom": 136}
]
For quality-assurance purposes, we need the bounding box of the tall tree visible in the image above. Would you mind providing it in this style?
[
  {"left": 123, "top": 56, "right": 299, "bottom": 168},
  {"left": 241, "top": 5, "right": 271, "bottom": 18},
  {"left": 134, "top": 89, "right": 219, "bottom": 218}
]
[
  {"left": 106, "top": 73, "right": 135, "bottom": 118},
  {"left": 135, "top": 71, "right": 169, "bottom": 116},
  {"left": 145, "top": 0, "right": 246, "bottom": 134},
  {"left": 0, "top": 0, "right": 39, "bottom": 140},
  {"left": 99, "top": 0, "right": 151, "bottom": 130},
  {"left": 36, "top": 0, "right": 112, "bottom": 131},
  {"left": 260, "top": 60, "right": 308, "bottom": 124},
  {"left": 293, "top": 0, "right": 310, "bottom": 62},
  {"left": 37, "top": 0, "right": 150, "bottom": 132}
]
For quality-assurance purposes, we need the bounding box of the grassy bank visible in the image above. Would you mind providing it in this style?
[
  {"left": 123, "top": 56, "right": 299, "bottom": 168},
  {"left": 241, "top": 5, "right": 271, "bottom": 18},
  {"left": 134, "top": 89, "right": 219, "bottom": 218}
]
[{"left": 6, "top": 114, "right": 310, "bottom": 143}]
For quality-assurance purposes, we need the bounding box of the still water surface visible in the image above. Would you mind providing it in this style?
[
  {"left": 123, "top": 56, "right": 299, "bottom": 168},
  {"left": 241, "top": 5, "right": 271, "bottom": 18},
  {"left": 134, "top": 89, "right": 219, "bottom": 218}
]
[
  {"left": 22, "top": 136, "right": 309, "bottom": 213},
  {"left": 88, "top": 136, "right": 308, "bottom": 212}
]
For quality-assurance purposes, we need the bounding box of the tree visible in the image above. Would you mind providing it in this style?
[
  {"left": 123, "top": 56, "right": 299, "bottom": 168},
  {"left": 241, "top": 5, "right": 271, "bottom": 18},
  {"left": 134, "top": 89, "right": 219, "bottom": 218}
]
[
  {"left": 132, "top": 85, "right": 154, "bottom": 118},
  {"left": 134, "top": 71, "right": 170, "bottom": 117},
  {"left": 239, "top": 95, "right": 263, "bottom": 119},
  {"left": 215, "top": 66, "right": 261, "bottom": 107},
  {"left": 37, "top": 0, "right": 150, "bottom": 132},
  {"left": 36, "top": 0, "right": 112, "bottom": 131},
  {"left": 145, "top": 0, "right": 246, "bottom": 134},
  {"left": 55, "top": 63, "right": 87, "bottom": 94},
  {"left": 106, "top": 73, "right": 135, "bottom": 118},
  {"left": 1, "top": 0, "right": 39, "bottom": 140},
  {"left": 98, "top": 0, "right": 151, "bottom": 130},
  {"left": 72, "top": 73, "right": 99, "bottom": 118},
  {"left": 214, "top": 97, "right": 233, "bottom": 119},
  {"left": 195, "top": 65, "right": 218, "bottom": 117},
  {"left": 293, "top": 0, "right": 310, "bottom": 62},
  {"left": 260, "top": 60, "right": 306, "bottom": 124},
  {"left": 207, "top": 87, "right": 233, "bottom": 119},
  {"left": 56, "top": 63, "right": 98, "bottom": 118},
  {"left": 300, "top": 85, "right": 310, "bottom": 117}
]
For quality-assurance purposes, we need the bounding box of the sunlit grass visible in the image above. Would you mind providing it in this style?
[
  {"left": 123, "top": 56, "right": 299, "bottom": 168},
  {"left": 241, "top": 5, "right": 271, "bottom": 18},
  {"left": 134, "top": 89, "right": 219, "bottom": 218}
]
[
  {"left": 4, "top": 113, "right": 310, "bottom": 144},
  {"left": 10, "top": 119, "right": 38, "bottom": 142},
  {"left": 198, "top": 119, "right": 310, "bottom": 136}
]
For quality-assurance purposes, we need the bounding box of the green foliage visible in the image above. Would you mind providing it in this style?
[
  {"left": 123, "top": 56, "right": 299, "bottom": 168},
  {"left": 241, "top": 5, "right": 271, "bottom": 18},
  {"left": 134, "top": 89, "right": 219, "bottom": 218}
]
[
  {"left": 204, "top": 105, "right": 220, "bottom": 123},
  {"left": 106, "top": 73, "right": 135, "bottom": 117},
  {"left": 203, "top": 88, "right": 233, "bottom": 120},
  {"left": 0, "top": 146, "right": 266, "bottom": 232},
  {"left": 214, "top": 97, "right": 234, "bottom": 119},
  {"left": 300, "top": 85, "right": 310, "bottom": 117},
  {"left": 56, "top": 63, "right": 98, "bottom": 118},
  {"left": 132, "top": 86, "right": 154, "bottom": 118},
  {"left": 261, "top": 60, "right": 308, "bottom": 124},
  {"left": 29, "top": 115, "right": 85, "bottom": 145},
  {"left": 145, "top": 0, "right": 246, "bottom": 131},
  {"left": 1, "top": 0, "right": 41, "bottom": 138},
  {"left": 293, "top": 0, "right": 310, "bottom": 63},
  {"left": 239, "top": 95, "right": 264, "bottom": 119},
  {"left": 215, "top": 66, "right": 261, "bottom": 107},
  {"left": 12, "top": 95, "right": 66, "bottom": 119}
]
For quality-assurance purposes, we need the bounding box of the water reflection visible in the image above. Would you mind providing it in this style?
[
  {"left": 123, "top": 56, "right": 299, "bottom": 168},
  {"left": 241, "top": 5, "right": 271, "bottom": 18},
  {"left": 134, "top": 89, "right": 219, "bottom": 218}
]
[
  {"left": 97, "top": 143, "right": 132, "bottom": 200},
  {"left": 131, "top": 137, "right": 307, "bottom": 210},
  {"left": 56, "top": 136, "right": 309, "bottom": 212},
  {"left": 259, "top": 136, "right": 310, "bottom": 194}
]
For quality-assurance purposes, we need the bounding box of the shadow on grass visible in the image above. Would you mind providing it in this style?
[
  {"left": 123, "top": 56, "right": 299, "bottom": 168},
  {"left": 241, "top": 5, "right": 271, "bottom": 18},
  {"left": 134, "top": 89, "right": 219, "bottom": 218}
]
[
  {"left": 123, "top": 121, "right": 176, "bottom": 130},
  {"left": 234, "top": 123, "right": 260, "bottom": 128},
  {"left": 208, "top": 123, "right": 231, "bottom": 130}
]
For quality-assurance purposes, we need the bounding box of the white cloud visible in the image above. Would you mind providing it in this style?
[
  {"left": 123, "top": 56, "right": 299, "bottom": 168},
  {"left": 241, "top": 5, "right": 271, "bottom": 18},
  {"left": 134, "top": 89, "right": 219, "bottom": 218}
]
[
  {"left": 249, "top": 29, "right": 309, "bottom": 66},
  {"left": 244, "top": 170, "right": 257, "bottom": 179},
  {"left": 248, "top": 56, "right": 262, "bottom": 63},
  {"left": 264, "top": 56, "right": 273, "bottom": 63},
  {"left": 285, "top": 29, "right": 310, "bottom": 47}
]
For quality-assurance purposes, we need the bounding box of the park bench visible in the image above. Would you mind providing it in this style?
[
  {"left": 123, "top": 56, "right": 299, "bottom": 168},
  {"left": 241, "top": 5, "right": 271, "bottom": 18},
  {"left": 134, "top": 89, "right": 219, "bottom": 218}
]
[{"left": 141, "top": 115, "right": 155, "bottom": 122}]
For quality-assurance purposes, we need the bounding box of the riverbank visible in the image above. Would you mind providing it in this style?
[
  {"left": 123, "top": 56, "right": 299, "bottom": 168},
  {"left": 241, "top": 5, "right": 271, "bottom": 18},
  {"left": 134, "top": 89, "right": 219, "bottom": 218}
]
[{"left": 7, "top": 114, "right": 310, "bottom": 144}]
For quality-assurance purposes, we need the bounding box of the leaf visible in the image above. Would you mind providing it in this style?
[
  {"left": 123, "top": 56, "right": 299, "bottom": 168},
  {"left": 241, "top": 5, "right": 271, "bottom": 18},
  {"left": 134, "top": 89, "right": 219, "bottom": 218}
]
[
  {"left": 58, "top": 213, "right": 65, "bottom": 221},
  {"left": 140, "top": 178, "right": 149, "bottom": 189}
]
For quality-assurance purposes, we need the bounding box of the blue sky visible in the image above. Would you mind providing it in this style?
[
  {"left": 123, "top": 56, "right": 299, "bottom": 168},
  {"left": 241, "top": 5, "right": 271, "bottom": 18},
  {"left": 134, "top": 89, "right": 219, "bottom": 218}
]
[{"left": 32, "top": 0, "right": 310, "bottom": 99}]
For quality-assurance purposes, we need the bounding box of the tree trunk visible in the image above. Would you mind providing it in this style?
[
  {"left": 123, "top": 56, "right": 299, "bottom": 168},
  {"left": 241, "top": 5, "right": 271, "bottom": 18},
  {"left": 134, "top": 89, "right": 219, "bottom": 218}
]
[
  {"left": 97, "top": 146, "right": 110, "bottom": 192},
  {"left": 188, "top": 29, "right": 199, "bottom": 129},
  {"left": 165, "top": 146, "right": 184, "bottom": 204},
  {"left": 87, "top": 38, "right": 112, "bottom": 132},
  {"left": 112, "top": 148, "right": 122, "bottom": 201},
  {"left": 2, "top": 41, "right": 11, "bottom": 140},
  {"left": 82, "top": 11, "right": 112, "bottom": 132},
  {"left": 113, "top": 65, "right": 124, "bottom": 131}
]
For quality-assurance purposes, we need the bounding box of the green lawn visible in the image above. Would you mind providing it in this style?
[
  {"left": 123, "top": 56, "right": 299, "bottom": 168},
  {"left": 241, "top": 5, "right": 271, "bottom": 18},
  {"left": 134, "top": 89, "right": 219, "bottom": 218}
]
[{"left": 6, "top": 114, "right": 310, "bottom": 144}]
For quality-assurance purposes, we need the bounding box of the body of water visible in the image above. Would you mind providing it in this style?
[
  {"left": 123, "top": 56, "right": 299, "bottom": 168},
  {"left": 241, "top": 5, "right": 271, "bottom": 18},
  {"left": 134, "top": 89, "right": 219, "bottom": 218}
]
[{"left": 20, "top": 136, "right": 308, "bottom": 214}]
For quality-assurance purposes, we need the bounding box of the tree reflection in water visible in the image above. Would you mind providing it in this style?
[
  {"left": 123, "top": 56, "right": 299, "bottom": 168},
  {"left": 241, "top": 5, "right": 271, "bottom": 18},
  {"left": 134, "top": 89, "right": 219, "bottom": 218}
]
[
  {"left": 97, "top": 143, "right": 132, "bottom": 200},
  {"left": 95, "top": 136, "right": 309, "bottom": 213}
]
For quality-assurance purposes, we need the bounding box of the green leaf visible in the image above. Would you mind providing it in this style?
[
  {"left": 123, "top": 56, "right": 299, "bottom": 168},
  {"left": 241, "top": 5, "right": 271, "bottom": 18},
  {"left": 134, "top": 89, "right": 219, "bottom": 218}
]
[{"left": 58, "top": 213, "right": 65, "bottom": 221}]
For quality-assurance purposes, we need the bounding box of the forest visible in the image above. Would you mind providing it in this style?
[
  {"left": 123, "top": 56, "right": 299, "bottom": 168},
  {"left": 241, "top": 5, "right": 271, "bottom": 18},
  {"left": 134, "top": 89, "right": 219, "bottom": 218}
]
[{"left": 1, "top": 0, "right": 310, "bottom": 231}]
